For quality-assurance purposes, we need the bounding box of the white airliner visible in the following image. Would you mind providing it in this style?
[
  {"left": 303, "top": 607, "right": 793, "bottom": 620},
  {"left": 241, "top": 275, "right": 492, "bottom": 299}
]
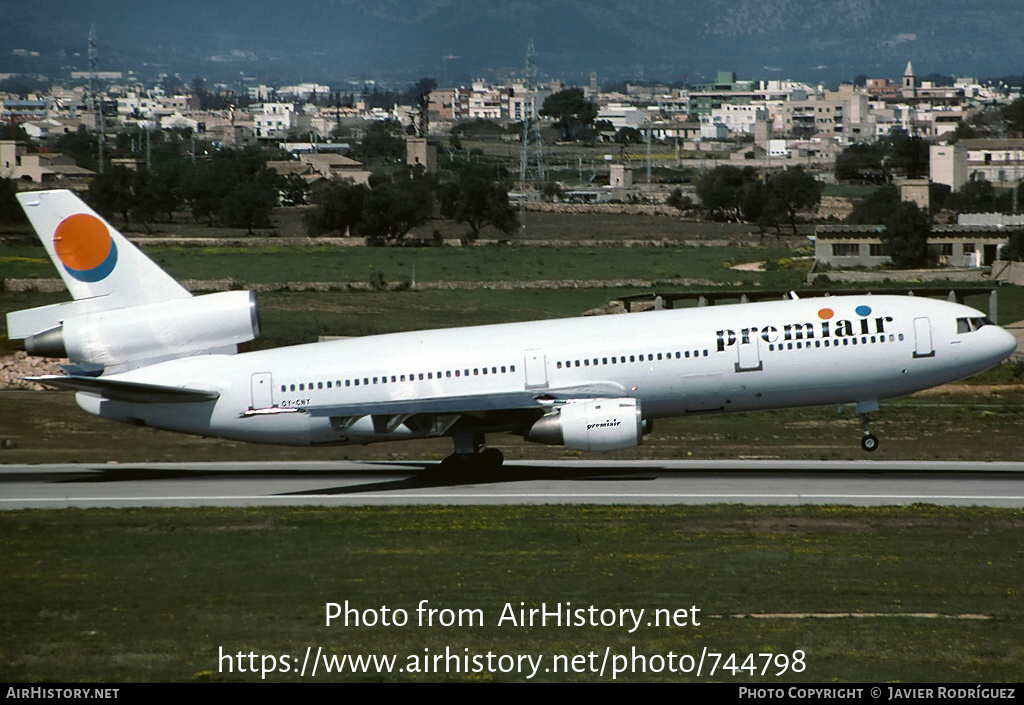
[{"left": 7, "top": 190, "right": 1018, "bottom": 469}]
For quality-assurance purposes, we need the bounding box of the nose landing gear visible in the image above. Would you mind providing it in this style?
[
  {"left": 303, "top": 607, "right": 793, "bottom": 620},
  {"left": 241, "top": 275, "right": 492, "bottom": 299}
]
[{"left": 860, "top": 412, "right": 879, "bottom": 452}]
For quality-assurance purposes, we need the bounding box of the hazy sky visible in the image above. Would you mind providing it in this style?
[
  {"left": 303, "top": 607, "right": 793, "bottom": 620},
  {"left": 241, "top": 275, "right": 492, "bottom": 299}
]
[{"left": 2, "top": 1, "right": 1022, "bottom": 87}]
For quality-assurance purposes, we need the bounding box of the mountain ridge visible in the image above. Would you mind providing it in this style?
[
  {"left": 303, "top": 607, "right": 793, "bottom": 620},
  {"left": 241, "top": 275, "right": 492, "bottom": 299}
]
[{"left": 2, "top": 1, "right": 1021, "bottom": 86}]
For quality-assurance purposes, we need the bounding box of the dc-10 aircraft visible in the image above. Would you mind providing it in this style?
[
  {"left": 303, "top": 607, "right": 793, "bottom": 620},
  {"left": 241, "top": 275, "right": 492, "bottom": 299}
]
[{"left": 7, "top": 190, "right": 1018, "bottom": 470}]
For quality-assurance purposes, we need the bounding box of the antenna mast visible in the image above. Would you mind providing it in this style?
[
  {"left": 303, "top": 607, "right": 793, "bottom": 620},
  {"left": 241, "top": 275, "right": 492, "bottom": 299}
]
[
  {"left": 88, "top": 25, "right": 105, "bottom": 174},
  {"left": 519, "top": 39, "right": 545, "bottom": 185}
]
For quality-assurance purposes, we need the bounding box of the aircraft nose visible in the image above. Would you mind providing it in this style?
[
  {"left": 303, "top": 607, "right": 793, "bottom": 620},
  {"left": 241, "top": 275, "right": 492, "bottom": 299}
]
[{"left": 996, "top": 325, "right": 1018, "bottom": 360}]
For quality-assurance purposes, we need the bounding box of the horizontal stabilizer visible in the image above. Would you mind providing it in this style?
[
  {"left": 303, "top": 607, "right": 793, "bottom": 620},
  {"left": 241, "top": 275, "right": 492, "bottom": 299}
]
[{"left": 26, "top": 375, "right": 219, "bottom": 404}]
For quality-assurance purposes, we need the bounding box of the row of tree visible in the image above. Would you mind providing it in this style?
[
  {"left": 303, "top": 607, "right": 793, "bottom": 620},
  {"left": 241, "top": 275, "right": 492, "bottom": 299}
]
[
  {"left": 304, "top": 164, "right": 518, "bottom": 243},
  {"left": 692, "top": 165, "right": 823, "bottom": 233},
  {"left": 85, "top": 147, "right": 294, "bottom": 233},
  {"left": 834, "top": 129, "right": 931, "bottom": 182}
]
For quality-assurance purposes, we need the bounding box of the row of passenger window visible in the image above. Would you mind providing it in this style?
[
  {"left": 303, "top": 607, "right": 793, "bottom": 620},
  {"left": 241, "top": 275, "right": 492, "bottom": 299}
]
[
  {"left": 555, "top": 349, "right": 709, "bottom": 369},
  {"left": 281, "top": 363, "right": 518, "bottom": 393},
  {"left": 766, "top": 334, "right": 903, "bottom": 352}
]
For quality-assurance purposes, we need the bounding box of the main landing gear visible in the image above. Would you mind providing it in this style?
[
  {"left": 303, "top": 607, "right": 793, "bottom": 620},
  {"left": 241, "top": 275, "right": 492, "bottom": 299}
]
[
  {"left": 437, "top": 429, "right": 505, "bottom": 474},
  {"left": 439, "top": 447, "right": 505, "bottom": 473}
]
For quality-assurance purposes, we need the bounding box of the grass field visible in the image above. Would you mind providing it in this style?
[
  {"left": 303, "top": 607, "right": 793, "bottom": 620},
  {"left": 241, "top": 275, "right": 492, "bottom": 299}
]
[
  {"left": 1, "top": 505, "right": 1021, "bottom": 682},
  {"left": 1, "top": 242, "right": 800, "bottom": 285},
  {"left": 0, "top": 208, "right": 773, "bottom": 244}
]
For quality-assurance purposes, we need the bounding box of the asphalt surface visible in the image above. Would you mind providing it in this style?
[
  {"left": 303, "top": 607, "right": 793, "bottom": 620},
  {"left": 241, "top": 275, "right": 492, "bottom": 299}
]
[{"left": 2, "top": 459, "right": 1023, "bottom": 508}]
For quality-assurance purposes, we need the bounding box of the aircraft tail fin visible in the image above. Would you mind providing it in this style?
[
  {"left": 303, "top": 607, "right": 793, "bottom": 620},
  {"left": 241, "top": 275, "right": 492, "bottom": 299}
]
[
  {"left": 7, "top": 190, "right": 260, "bottom": 372},
  {"left": 15, "top": 189, "right": 191, "bottom": 304}
]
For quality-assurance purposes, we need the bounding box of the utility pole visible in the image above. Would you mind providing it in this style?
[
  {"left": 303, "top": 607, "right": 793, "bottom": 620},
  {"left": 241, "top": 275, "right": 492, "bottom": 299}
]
[
  {"left": 519, "top": 39, "right": 545, "bottom": 186},
  {"left": 88, "top": 25, "right": 105, "bottom": 174},
  {"left": 645, "top": 124, "right": 652, "bottom": 189},
  {"left": 519, "top": 39, "right": 546, "bottom": 240}
]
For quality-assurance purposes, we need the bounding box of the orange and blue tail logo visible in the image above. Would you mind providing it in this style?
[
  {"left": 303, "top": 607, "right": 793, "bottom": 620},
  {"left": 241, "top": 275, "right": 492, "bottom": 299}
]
[{"left": 53, "top": 213, "right": 118, "bottom": 283}]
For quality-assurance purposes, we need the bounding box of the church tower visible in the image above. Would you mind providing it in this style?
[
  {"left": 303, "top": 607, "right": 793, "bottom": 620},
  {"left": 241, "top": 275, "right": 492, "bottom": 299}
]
[{"left": 901, "top": 61, "right": 917, "bottom": 99}]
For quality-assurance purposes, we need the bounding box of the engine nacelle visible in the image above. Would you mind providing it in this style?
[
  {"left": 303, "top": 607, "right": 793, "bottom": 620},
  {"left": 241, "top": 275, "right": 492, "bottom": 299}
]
[
  {"left": 525, "top": 398, "right": 644, "bottom": 451},
  {"left": 26, "top": 290, "right": 260, "bottom": 367}
]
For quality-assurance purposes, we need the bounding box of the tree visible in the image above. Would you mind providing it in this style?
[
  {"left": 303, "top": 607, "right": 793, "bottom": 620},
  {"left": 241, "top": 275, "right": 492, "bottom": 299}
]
[
  {"left": 929, "top": 182, "right": 951, "bottom": 214},
  {"left": 129, "top": 169, "right": 162, "bottom": 229},
  {"left": 354, "top": 120, "right": 405, "bottom": 162},
  {"left": 695, "top": 165, "right": 751, "bottom": 221},
  {"left": 218, "top": 181, "right": 277, "bottom": 234},
  {"left": 0, "top": 178, "right": 26, "bottom": 224},
  {"left": 87, "top": 165, "right": 136, "bottom": 225},
  {"left": 882, "top": 201, "right": 932, "bottom": 268},
  {"left": 738, "top": 179, "right": 770, "bottom": 227},
  {"left": 358, "top": 173, "right": 434, "bottom": 243},
  {"left": 540, "top": 181, "right": 565, "bottom": 202},
  {"left": 884, "top": 129, "right": 930, "bottom": 179},
  {"left": 665, "top": 187, "right": 692, "bottom": 211},
  {"left": 1001, "top": 97, "right": 1024, "bottom": 136},
  {"left": 180, "top": 146, "right": 277, "bottom": 224},
  {"left": 835, "top": 142, "right": 887, "bottom": 183},
  {"left": 1000, "top": 229, "right": 1024, "bottom": 261},
  {"left": 946, "top": 175, "right": 1001, "bottom": 213},
  {"left": 614, "top": 127, "right": 642, "bottom": 144},
  {"left": 403, "top": 77, "right": 437, "bottom": 105},
  {"left": 451, "top": 119, "right": 504, "bottom": 138},
  {"left": 846, "top": 184, "right": 899, "bottom": 224},
  {"left": 280, "top": 174, "right": 308, "bottom": 206},
  {"left": 951, "top": 120, "right": 980, "bottom": 141},
  {"left": 768, "top": 166, "right": 822, "bottom": 234},
  {"left": 304, "top": 181, "right": 368, "bottom": 237},
  {"left": 540, "top": 88, "right": 598, "bottom": 141},
  {"left": 438, "top": 176, "right": 517, "bottom": 241}
]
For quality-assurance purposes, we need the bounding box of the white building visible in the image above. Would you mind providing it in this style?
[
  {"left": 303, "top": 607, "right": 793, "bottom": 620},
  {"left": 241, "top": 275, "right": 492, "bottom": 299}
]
[
  {"left": 467, "top": 80, "right": 504, "bottom": 120},
  {"left": 278, "top": 83, "right": 331, "bottom": 100},
  {"left": 597, "top": 103, "right": 649, "bottom": 131},
  {"left": 21, "top": 117, "right": 81, "bottom": 140},
  {"left": 699, "top": 116, "right": 729, "bottom": 140},
  {"left": 710, "top": 104, "right": 769, "bottom": 134},
  {"left": 254, "top": 102, "right": 304, "bottom": 138}
]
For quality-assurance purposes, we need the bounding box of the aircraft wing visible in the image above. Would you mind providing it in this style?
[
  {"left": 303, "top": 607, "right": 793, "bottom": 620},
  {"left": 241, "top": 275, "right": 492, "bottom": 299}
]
[
  {"left": 303, "top": 383, "right": 627, "bottom": 419},
  {"left": 26, "top": 375, "right": 220, "bottom": 404}
]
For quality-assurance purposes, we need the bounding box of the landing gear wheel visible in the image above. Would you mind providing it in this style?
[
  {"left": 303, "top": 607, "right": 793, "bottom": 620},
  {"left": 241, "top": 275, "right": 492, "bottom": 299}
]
[
  {"left": 861, "top": 434, "right": 879, "bottom": 452},
  {"left": 437, "top": 448, "right": 504, "bottom": 476},
  {"left": 858, "top": 410, "right": 880, "bottom": 453},
  {"left": 478, "top": 447, "right": 504, "bottom": 471},
  {"left": 439, "top": 452, "right": 470, "bottom": 474}
]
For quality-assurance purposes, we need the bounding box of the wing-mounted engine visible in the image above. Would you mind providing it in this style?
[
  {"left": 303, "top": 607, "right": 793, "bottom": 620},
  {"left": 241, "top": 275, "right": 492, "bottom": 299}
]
[
  {"left": 18, "top": 290, "right": 260, "bottom": 370},
  {"left": 525, "top": 397, "right": 645, "bottom": 451}
]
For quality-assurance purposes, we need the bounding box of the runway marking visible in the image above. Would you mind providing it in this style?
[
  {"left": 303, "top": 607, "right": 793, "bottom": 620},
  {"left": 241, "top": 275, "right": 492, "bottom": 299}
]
[{"left": 4, "top": 493, "right": 1024, "bottom": 504}]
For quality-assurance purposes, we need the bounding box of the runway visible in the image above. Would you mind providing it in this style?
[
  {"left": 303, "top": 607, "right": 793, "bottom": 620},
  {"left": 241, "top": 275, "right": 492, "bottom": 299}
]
[{"left": 2, "top": 459, "right": 1023, "bottom": 508}]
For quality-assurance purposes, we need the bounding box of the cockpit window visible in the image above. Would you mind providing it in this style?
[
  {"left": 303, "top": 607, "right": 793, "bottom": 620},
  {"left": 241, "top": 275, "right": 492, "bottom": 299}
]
[{"left": 957, "top": 317, "right": 993, "bottom": 334}]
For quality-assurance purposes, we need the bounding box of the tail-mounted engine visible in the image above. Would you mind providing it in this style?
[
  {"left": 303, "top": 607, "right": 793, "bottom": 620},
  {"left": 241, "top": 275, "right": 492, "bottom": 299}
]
[{"left": 24, "top": 290, "right": 260, "bottom": 368}]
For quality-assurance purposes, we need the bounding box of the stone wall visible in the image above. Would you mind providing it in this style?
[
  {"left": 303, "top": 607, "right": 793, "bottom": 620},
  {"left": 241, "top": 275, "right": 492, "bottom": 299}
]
[
  {"left": 809, "top": 268, "right": 990, "bottom": 284},
  {"left": 0, "top": 351, "right": 64, "bottom": 389},
  {"left": 3, "top": 276, "right": 719, "bottom": 295}
]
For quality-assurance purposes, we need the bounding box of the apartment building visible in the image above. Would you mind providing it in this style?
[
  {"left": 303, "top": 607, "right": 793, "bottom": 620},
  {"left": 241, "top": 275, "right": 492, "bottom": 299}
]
[{"left": 931, "top": 139, "right": 1024, "bottom": 190}]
